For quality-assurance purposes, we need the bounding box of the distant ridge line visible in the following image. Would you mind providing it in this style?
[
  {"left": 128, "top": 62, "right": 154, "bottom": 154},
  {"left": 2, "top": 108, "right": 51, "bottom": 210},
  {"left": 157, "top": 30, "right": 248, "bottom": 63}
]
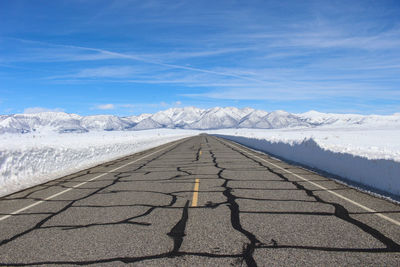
[{"left": 1, "top": 107, "right": 400, "bottom": 134}]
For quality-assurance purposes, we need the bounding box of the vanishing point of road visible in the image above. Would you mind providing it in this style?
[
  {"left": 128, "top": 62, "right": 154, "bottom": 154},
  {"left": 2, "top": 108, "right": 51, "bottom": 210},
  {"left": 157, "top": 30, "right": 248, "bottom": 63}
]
[{"left": 0, "top": 135, "right": 399, "bottom": 266}]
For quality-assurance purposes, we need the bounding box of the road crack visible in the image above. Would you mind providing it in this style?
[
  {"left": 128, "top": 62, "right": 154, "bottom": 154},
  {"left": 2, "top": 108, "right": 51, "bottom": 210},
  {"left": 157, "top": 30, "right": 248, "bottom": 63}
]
[
  {"left": 218, "top": 138, "right": 400, "bottom": 252},
  {"left": 210, "top": 149, "right": 262, "bottom": 266}
]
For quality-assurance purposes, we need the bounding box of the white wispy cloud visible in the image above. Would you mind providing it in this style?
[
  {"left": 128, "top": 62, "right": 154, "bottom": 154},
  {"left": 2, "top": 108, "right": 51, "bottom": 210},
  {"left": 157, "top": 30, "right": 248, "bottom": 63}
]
[
  {"left": 91, "top": 102, "right": 183, "bottom": 112},
  {"left": 24, "top": 107, "right": 64, "bottom": 114},
  {"left": 50, "top": 66, "right": 144, "bottom": 79},
  {"left": 75, "top": 66, "right": 139, "bottom": 78},
  {"left": 96, "top": 104, "right": 115, "bottom": 110},
  {"left": 7, "top": 38, "right": 262, "bottom": 83}
]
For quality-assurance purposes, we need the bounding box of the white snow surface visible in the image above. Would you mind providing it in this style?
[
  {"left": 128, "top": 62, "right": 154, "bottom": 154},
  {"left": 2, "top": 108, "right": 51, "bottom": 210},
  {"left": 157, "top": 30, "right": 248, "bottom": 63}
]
[
  {"left": 0, "top": 129, "right": 199, "bottom": 197},
  {"left": 208, "top": 127, "right": 400, "bottom": 198}
]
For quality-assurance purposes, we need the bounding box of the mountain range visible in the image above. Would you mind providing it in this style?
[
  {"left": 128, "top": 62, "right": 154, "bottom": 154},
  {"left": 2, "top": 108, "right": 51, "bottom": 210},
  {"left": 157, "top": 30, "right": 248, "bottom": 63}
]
[{"left": 1, "top": 107, "right": 399, "bottom": 134}]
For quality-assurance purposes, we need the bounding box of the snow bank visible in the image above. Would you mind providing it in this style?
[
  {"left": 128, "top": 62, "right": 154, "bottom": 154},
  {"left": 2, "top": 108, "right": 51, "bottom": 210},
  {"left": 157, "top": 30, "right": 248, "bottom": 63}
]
[
  {"left": 209, "top": 128, "right": 400, "bottom": 199},
  {"left": 0, "top": 129, "right": 199, "bottom": 197}
]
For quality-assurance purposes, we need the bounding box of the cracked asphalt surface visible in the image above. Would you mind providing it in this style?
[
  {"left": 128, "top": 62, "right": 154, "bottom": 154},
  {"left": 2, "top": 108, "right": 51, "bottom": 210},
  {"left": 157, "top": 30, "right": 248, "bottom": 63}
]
[{"left": 0, "top": 134, "right": 399, "bottom": 266}]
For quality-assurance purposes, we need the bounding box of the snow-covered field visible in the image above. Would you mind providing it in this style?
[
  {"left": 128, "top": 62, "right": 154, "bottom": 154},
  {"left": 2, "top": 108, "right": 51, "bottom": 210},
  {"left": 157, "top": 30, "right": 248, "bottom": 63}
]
[
  {"left": 208, "top": 127, "right": 400, "bottom": 199},
  {"left": 0, "top": 129, "right": 199, "bottom": 197}
]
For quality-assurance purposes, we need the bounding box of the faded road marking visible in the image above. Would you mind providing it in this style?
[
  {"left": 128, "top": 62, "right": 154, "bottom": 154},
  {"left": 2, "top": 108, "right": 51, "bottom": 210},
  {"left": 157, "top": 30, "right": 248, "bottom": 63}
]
[{"left": 192, "top": 179, "right": 200, "bottom": 207}]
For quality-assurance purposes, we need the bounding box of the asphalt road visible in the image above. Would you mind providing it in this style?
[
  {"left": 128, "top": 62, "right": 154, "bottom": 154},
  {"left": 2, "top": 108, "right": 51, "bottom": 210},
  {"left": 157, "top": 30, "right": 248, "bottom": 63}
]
[{"left": 0, "top": 134, "right": 399, "bottom": 266}]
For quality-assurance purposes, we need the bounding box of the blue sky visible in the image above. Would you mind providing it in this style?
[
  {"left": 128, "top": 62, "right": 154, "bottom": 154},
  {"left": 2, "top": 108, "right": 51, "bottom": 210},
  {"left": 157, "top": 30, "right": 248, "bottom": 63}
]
[{"left": 0, "top": 0, "right": 399, "bottom": 116}]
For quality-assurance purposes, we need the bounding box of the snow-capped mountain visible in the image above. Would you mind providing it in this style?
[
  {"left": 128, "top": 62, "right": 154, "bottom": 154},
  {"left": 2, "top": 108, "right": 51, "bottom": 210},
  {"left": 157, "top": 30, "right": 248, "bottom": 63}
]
[
  {"left": 2, "top": 112, "right": 86, "bottom": 134},
  {"left": 1, "top": 107, "right": 399, "bottom": 134},
  {"left": 264, "top": 110, "right": 309, "bottom": 128},
  {"left": 296, "top": 110, "right": 400, "bottom": 128},
  {"left": 238, "top": 109, "right": 269, "bottom": 128},
  {"left": 81, "top": 115, "right": 134, "bottom": 131},
  {"left": 133, "top": 117, "right": 163, "bottom": 130},
  {"left": 126, "top": 114, "right": 152, "bottom": 124},
  {"left": 188, "top": 107, "right": 241, "bottom": 129}
]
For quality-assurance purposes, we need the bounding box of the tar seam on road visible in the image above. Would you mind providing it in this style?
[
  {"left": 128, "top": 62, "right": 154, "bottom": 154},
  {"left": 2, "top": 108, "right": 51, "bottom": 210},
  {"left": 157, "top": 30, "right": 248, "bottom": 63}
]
[
  {"left": 220, "top": 138, "right": 400, "bottom": 227},
  {"left": 191, "top": 179, "right": 200, "bottom": 207},
  {"left": 0, "top": 139, "right": 186, "bottom": 222}
]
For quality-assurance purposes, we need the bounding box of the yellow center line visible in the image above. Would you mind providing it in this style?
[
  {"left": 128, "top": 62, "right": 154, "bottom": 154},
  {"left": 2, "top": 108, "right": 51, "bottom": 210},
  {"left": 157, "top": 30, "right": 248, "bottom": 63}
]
[{"left": 191, "top": 178, "right": 200, "bottom": 207}]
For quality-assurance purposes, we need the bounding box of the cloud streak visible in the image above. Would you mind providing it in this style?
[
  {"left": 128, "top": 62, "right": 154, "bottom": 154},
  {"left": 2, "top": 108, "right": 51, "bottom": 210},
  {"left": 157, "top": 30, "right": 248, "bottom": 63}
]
[
  {"left": 6, "top": 38, "right": 264, "bottom": 83},
  {"left": 96, "top": 104, "right": 115, "bottom": 110},
  {"left": 24, "top": 107, "right": 64, "bottom": 114}
]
